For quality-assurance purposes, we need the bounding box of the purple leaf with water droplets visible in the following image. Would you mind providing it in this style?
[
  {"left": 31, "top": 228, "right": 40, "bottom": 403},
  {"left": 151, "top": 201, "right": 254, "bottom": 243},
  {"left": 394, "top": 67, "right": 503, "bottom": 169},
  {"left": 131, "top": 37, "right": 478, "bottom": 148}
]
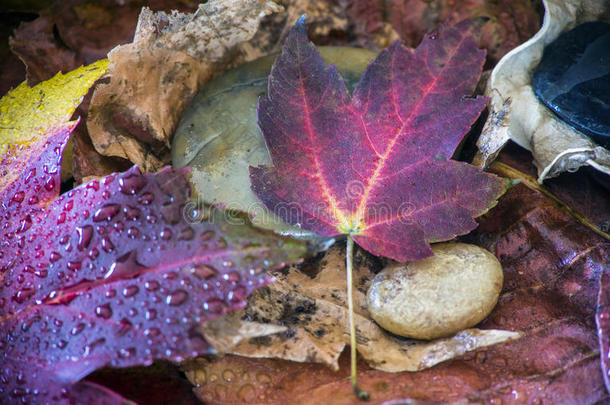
[{"left": 0, "top": 79, "right": 306, "bottom": 405}]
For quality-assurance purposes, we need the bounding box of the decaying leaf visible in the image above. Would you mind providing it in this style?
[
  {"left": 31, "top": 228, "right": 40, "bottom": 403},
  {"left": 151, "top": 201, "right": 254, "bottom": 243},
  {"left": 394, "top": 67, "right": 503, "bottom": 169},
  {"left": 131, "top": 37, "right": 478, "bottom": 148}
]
[
  {"left": 0, "top": 61, "right": 307, "bottom": 403},
  {"left": 184, "top": 146, "right": 610, "bottom": 404},
  {"left": 476, "top": 0, "right": 610, "bottom": 181},
  {"left": 86, "top": 0, "right": 282, "bottom": 172},
  {"left": 197, "top": 246, "right": 519, "bottom": 372},
  {"left": 250, "top": 17, "right": 507, "bottom": 262}
]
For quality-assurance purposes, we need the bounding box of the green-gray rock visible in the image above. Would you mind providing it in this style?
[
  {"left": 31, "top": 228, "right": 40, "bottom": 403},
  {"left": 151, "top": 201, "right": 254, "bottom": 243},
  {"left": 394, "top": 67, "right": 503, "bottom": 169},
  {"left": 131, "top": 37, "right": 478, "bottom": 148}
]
[{"left": 171, "top": 47, "right": 376, "bottom": 237}]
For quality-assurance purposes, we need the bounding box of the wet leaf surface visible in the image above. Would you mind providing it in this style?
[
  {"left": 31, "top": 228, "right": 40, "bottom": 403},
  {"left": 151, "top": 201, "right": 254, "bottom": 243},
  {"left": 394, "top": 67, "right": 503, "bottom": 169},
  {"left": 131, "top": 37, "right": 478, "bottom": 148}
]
[{"left": 0, "top": 62, "right": 306, "bottom": 403}]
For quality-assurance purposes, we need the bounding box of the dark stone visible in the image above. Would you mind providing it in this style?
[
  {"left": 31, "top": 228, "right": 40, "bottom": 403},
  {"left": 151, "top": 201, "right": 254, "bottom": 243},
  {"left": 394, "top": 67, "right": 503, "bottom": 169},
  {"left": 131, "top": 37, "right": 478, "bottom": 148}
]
[{"left": 532, "top": 22, "right": 610, "bottom": 148}]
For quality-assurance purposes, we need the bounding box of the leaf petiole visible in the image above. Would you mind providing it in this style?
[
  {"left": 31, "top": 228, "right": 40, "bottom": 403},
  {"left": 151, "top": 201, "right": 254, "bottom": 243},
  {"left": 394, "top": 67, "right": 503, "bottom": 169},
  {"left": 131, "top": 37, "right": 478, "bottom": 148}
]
[{"left": 346, "top": 235, "right": 370, "bottom": 400}]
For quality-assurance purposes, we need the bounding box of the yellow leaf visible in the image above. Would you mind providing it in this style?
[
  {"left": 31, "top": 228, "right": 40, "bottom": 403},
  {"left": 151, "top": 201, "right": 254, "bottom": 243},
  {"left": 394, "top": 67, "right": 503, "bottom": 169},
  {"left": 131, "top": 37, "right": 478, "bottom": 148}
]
[{"left": 0, "top": 59, "right": 109, "bottom": 192}]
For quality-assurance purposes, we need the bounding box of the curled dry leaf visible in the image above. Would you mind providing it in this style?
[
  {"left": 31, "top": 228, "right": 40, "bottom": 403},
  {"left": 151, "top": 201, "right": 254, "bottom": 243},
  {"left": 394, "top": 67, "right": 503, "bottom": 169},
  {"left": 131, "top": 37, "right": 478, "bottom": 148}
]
[
  {"left": 195, "top": 246, "right": 519, "bottom": 373},
  {"left": 183, "top": 146, "right": 610, "bottom": 405},
  {"left": 477, "top": 0, "right": 610, "bottom": 181},
  {"left": 86, "top": 0, "right": 282, "bottom": 172}
]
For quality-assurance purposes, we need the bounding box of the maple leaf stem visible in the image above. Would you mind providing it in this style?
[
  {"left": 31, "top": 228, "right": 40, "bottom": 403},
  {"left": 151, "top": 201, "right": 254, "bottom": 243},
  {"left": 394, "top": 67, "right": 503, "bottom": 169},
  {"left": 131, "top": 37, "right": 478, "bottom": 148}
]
[{"left": 346, "top": 235, "right": 370, "bottom": 401}]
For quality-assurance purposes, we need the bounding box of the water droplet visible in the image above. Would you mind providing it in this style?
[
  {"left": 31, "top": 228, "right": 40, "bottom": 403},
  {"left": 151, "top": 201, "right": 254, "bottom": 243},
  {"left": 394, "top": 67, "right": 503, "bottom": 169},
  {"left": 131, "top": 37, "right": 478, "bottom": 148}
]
[
  {"left": 128, "top": 307, "right": 138, "bottom": 317},
  {"left": 101, "top": 237, "right": 114, "bottom": 253},
  {"left": 145, "top": 309, "right": 157, "bottom": 320},
  {"left": 217, "top": 238, "right": 227, "bottom": 249},
  {"left": 56, "top": 339, "right": 68, "bottom": 349},
  {"left": 87, "top": 180, "right": 100, "bottom": 191},
  {"left": 57, "top": 212, "right": 66, "bottom": 224},
  {"left": 12, "top": 287, "right": 35, "bottom": 303},
  {"left": 123, "top": 205, "right": 140, "bottom": 221},
  {"left": 166, "top": 290, "right": 188, "bottom": 306},
  {"left": 67, "top": 261, "right": 81, "bottom": 271},
  {"left": 203, "top": 299, "right": 223, "bottom": 314},
  {"left": 76, "top": 225, "right": 93, "bottom": 250},
  {"left": 34, "top": 269, "right": 48, "bottom": 278},
  {"left": 118, "top": 347, "right": 136, "bottom": 358},
  {"left": 144, "top": 327, "right": 160, "bottom": 337},
  {"left": 127, "top": 226, "right": 140, "bottom": 239},
  {"left": 146, "top": 214, "right": 157, "bottom": 224},
  {"left": 49, "top": 252, "right": 61, "bottom": 262},
  {"left": 12, "top": 191, "right": 24, "bottom": 203},
  {"left": 17, "top": 215, "right": 32, "bottom": 233},
  {"left": 118, "top": 318, "right": 133, "bottom": 336},
  {"left": 178, "top": 227, "right": 195, "bottom": 241},
  {"left": 93, "top": 204, "right": 121, "bottom": 222},
  {"left": 95, "top": 303, "right": 113, "bottom": 319},
  {"left": 227, "top": 286, "right": 247, "bottom": 304},
  {"left": 145, "top": 280, "right": 160, "bottom": 291},
  {"left": 119, "top": 173, "right": 146, "bottom": 195},
  {"left": 223, "top": 271, "right": 240, "bottom": 283},
  {"left": 44, "top": 177, "right": 55, "bottom": 191},
  {"left": 238, "top": 384, "right": 256, "bottom": 401},
  {"left": 63, "top": 200, "right": 74, "bottom": 211},
  {"left": 194, "top": 369, "right": 207, "bottom": 385},
  {"left": 25, "top": 168, "right": 36, "bottom": 183},
  {"left": 28, "top": 196, "right": 39, "bottom": 205},
  {"left": 71, "top": 323, "right": 85, "bottom": 335},
  {"left": 159, "top": 228, "right": 172, "bottom": 240},
  {"left": 201, "top": 230, "right": 215, "bottom": 241},
  {"left": 256, "top": 373, "right": 271, "bottom": 384},
  {"left": 192, "top": 264, "right": 217, "bottom": 280},
  {"left": 222, "top": 369, "right": 235, "bottom": 382},
  {"left": 139, "top": 192, "right": 154, "bottom": 205},
  {"left": 122, "top": 285, "right": 139, "bottom": 298},
  {"left": 88, "top": 248, "right": 100, "bottom": 259}
]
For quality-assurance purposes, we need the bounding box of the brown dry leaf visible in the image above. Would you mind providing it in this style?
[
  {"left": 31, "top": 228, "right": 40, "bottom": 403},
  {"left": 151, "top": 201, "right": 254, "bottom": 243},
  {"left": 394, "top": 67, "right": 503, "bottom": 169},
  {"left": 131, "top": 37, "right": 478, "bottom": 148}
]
[
  {"left": 86, "top": 0, "right": 282, "bottom": 172},
  {"left": 476, "top": 0, "right": 610, "bottom": 181},
  {"left": 197, "top": 246, "right": 519, "bottom": 373}
]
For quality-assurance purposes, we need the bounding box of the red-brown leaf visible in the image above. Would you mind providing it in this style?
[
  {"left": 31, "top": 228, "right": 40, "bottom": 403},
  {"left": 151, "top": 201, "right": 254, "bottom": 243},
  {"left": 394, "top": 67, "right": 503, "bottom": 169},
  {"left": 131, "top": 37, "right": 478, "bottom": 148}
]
[{"left": 250, "top": 17, "right": 507, "bottom": 262}]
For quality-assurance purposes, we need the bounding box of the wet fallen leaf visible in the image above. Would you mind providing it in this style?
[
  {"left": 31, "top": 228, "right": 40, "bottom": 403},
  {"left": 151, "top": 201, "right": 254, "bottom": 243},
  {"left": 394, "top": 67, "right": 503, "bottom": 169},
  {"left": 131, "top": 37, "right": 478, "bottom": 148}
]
[
  {"left": 476, "top": 0, "right": 610, "bottom": 181},
  {"left": 197, "top": 246, "right": 519, "bottom": 372},
  {"left": 86, "top": 0, "right": 282, "bottom": 172},
  {"left": 184, "top": 145, "right": 610, "bottom": 404},
  {"left": 0, "top": 62, "right": 307, "bottom": 403}
]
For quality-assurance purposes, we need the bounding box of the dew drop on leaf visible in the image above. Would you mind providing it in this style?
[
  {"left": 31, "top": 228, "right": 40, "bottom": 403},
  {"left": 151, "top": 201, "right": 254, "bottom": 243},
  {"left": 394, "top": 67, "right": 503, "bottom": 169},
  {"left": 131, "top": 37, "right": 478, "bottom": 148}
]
[
  {"left": 93, "top": 204, "right": 121, "bottom": 222},
  {"left": 95, "top": 304, "right": 113, "bottom": 319},
  {"left": 166, "top": 290, "right": 188, "bottom": 306}
]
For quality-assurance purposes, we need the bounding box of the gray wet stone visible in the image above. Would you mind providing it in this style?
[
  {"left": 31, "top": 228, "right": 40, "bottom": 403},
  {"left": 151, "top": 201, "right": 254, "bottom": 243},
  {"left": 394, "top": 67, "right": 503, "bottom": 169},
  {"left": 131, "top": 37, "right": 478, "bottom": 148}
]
[
  {"left": 532, "top": 22, "right": 610, "bottom": 149},
  {"left": 172, "top": 47, "right": 376, "bottom": 238}
]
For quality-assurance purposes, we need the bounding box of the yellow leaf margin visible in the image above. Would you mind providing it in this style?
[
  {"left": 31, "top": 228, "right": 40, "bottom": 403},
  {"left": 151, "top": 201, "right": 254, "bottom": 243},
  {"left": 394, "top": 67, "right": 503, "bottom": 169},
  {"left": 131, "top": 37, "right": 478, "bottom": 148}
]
[{"left": 0, "top": 59, "right": 109, "bottom": 192}]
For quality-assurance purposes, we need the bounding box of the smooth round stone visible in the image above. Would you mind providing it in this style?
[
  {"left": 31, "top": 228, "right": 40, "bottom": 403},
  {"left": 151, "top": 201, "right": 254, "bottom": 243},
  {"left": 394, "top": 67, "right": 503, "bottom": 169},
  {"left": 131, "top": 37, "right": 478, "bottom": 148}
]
[
  {"left": 532, "top": 22, "right": 610, "bottom": 149},
  {"left": 367, "top": 243, "right": 503, "bottom": 340},
  {"left": 172, "top": 47, "right": 376, "bottom": 237}
]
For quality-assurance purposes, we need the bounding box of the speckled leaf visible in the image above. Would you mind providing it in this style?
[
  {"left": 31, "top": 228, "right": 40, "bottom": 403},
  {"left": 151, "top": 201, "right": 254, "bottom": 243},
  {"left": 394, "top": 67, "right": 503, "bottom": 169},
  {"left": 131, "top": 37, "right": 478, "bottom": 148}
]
[
  {"left": 0, "top": 64, "right": 306, "bottom": 403},
  {"left": 250, "top": 17, "right": 508, "bottom": 262}
]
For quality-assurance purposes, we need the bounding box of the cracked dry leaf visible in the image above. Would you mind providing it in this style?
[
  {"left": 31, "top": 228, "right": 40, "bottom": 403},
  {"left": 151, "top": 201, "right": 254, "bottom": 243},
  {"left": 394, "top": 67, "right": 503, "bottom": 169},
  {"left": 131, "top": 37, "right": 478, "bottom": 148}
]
[
  {"left": 476, "top": 0, "right": 610, "bottom": 182},
  {"left": 197, "top": 246, "right": 519, "bottom": 373},
  {"left": 86, "top": 0, "right": 282, "bottom": 172}
]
